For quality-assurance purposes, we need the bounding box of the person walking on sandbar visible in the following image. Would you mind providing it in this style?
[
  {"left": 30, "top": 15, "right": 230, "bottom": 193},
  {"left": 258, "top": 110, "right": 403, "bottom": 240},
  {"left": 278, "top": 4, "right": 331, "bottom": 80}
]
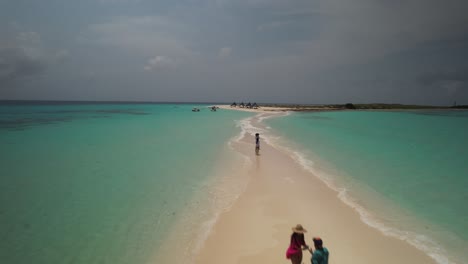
[{"left": 255, "top": 133, "right": 260, "bottom": 155}]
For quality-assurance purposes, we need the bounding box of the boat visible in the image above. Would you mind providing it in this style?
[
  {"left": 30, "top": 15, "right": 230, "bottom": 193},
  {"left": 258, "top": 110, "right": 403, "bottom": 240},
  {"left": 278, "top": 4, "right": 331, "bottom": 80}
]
[{"left": 192, "top": 107, "right": 200, "bottom": 112}]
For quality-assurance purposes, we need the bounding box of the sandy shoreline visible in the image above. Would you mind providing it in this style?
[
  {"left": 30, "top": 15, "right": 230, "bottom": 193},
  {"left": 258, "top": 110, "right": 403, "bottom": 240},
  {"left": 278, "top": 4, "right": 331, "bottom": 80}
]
[
  {"left": 216, "top": 104, "right": 292, "bottom": 113},
  {"left": 216, "top": 104, "right": 337, "bottom": 113},
  {"left": 193, "top": 112, "right": 437, "bottom": 264}
]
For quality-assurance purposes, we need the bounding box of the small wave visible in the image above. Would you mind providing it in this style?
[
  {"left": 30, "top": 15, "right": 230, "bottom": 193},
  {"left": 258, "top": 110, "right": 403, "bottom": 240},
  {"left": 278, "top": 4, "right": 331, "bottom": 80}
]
[
  {"left": 233, "top": 116, "right": 266, "bottom": 140},
  {"left": 257, "top": 111, "right": 290, "bottom": 123},
  {"left": 233, "top": 113, "right": 288, "bottom": 148},
  {"left": 234, "top": 117, "right": 256, "bottom": 140}
]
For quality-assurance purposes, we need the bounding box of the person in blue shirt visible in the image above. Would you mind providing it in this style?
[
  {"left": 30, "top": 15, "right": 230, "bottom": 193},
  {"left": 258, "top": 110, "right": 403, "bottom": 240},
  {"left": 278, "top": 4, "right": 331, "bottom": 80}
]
[{"left": 309, "top": 237, "right": 329, "bottom": 264}]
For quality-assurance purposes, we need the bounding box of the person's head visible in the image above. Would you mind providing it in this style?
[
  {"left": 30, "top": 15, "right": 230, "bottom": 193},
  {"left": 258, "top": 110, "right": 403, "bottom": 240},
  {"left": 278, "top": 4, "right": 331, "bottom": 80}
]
[
  {"left": 255, "top": 133, "right": 259, "bottom": 138},
  {"left": 291, "top": 224, "right": 307, "bottom": 235},
  {"left": 313, "top": 237, "right": 323, "bottom": 249}
]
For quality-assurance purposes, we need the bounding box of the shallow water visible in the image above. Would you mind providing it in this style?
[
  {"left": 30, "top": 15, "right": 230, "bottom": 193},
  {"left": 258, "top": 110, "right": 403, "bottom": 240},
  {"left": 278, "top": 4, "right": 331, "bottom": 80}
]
[{"left": 0, "top": 102, "right": 252, "bottom": 264}]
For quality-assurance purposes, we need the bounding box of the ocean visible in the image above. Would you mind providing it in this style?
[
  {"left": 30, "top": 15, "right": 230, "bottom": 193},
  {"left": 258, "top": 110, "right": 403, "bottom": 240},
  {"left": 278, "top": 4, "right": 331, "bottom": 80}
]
[
  {"left": 263, "top": 110, "right": 468, "bottom": 264},
  {"left": 0, "top": 102, "right": 252, "bottom": 264},
  {"left": 2, "top": 103, "right": 467, "bottom": 264}
]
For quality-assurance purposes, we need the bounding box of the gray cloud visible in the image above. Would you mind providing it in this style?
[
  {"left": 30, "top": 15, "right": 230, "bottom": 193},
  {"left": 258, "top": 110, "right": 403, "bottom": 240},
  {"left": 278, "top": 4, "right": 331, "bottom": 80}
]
[
  {"left": 0, "top": 27, "right": 70, "bottom": 86},
  {"left": 0, "top": 31, "right": 47, "bottom": 82},
  {"left": 81, "top": 16, "right": 195, "bottom": 57},
  {"left": 144, "top": 55, "right": 176, "bottom": 71},
  {"left": 419, "top": 71, "right": 468, "bottom": 86},
  {"left": 98, "top": 0, "right": 143, "bottom": 3},
  {"left": 289, "top": 0, "right": 468, "bottom": 68},
  {"left": 1, "top": 0, "right": 468, "bottom": 104},
  {"left": 0, "top": 47, "right": 46, "bottom": 82},
  {"left": 218, "top": 47, "right": 232, "bottom": 58},
  {"left": 54, "top": 49, "right": 70, "bottom": 62},
  {"left": 418, "top": 70, "right": 468, "bottom": 96}
]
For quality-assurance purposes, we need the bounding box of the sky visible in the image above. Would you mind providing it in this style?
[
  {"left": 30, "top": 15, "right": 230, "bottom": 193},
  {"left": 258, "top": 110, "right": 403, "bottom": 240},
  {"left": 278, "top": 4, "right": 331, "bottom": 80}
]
[{"left": 1, "top": 0, "right": 468, "bottom": 105}]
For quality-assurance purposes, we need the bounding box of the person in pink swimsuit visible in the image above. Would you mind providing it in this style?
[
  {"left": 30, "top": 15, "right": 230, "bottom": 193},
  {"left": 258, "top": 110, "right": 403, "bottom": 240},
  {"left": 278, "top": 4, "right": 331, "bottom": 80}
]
[{"left": 286, "top": 224, "right": 309, "bottom": 264}]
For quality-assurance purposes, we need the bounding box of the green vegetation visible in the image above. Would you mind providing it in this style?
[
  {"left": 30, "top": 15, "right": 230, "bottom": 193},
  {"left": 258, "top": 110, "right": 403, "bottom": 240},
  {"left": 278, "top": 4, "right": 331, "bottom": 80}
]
[
  {"left": 348, "top": 104, "right": 445, "bottom": 110},
  {"left": 260, "top": 103, "right": 451, "bottom": 111},
  {"left": 344, "top": 103, "right": 356, "bottom": 109},
  {"left": 451, "top": 105, "right": 468, "bottom": 109}
]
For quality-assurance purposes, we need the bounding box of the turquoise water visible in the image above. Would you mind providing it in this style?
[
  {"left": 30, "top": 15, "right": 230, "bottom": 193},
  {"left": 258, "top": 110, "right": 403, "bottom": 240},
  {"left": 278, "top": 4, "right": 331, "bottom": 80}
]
[
  {"left": 0, "top": 103, "right": 252, "bottom": 264},
  {"left": 265, "top": 110, "right": 468, "bottom": 263}
]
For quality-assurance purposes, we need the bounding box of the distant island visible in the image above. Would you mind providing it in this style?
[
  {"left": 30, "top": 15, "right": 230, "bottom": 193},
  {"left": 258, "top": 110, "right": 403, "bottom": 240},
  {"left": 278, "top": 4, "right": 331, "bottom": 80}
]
[{"left": 254, "top": 103, "right": 468, "bottom": 111}]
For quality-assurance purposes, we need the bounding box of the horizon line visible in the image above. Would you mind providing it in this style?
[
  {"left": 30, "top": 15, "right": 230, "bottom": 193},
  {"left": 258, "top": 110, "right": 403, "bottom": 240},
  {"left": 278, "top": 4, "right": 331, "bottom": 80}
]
[{"left": 0, "top": 99, "right": 453, "bottom": 107}]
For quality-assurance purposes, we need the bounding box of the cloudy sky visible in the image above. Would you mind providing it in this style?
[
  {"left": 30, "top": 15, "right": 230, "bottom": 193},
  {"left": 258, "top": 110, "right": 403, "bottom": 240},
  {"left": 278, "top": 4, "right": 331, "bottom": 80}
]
[{"left": 1, "top": 0, "right": 468, "bottom": 105}]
